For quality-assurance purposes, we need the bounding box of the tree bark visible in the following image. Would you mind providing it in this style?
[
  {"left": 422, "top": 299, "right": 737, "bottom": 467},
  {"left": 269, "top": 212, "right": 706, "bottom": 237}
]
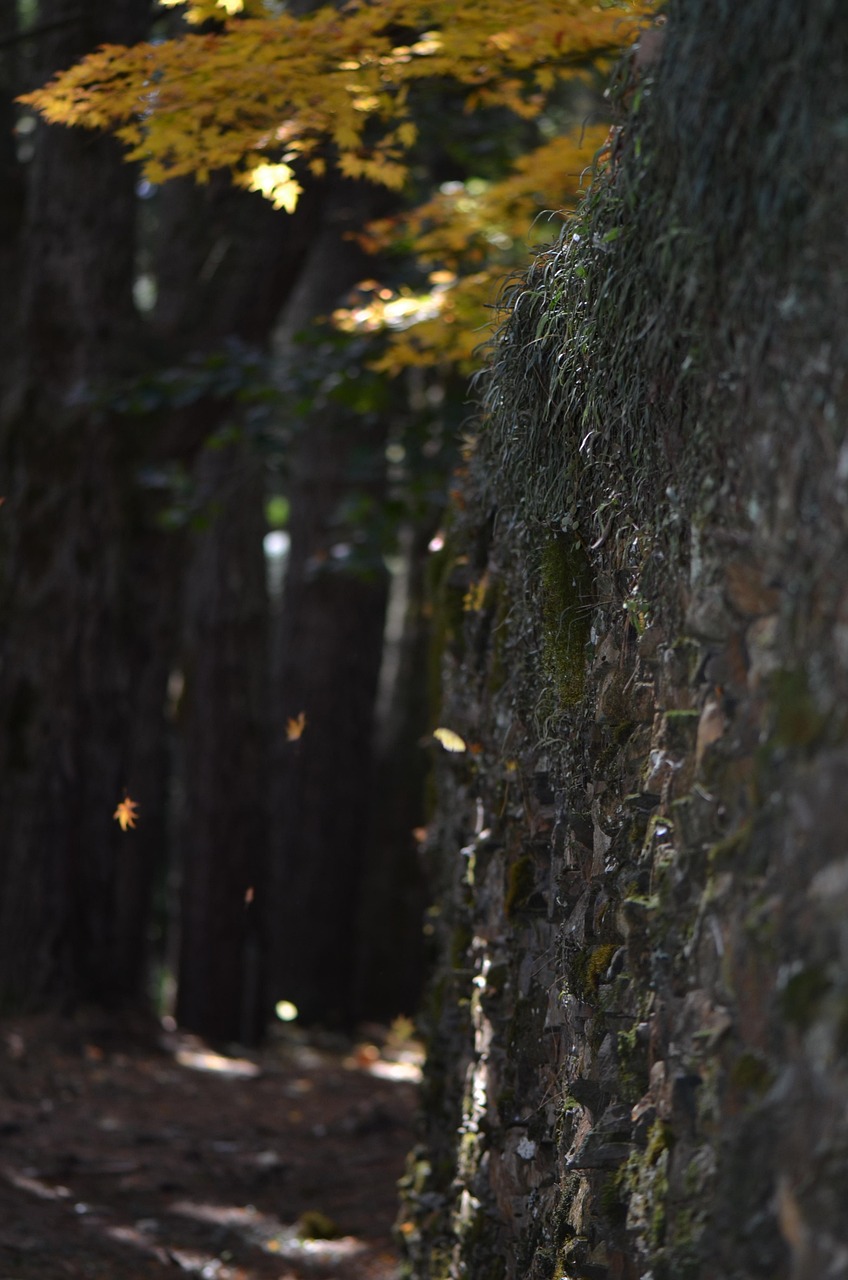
[
  {"left": 353, "top": 520, "right": 435, "bottom": 1021},
  {"left": 151, "top": 175, "right": 319, "bottom": 1043},
  {"left": 0, "top": 0, "right": 158, "bottom": 1009},
  {"left": 270, "top": 187, "right": 393, "bottom": 1027},
  {"left": 175, "top": 444, "right": 269, "bottom": 1044}
]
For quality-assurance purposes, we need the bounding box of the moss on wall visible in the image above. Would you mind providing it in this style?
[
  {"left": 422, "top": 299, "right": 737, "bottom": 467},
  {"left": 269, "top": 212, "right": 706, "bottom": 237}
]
[
  {"left": 405, "top": 4, "right": 848, "bottom": 1279},
  {"left": 539, "top": 533, "right": 592, "bottom": 708}
]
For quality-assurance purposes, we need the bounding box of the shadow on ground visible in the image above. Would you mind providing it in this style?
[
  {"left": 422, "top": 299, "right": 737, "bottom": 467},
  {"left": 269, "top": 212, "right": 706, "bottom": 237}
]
[{"left": 0, "top": 1012, "right": 421, "bottom": 1279}]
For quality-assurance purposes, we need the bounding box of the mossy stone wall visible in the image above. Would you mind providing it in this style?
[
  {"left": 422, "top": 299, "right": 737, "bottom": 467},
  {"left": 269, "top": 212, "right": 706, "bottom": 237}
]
[{"left": 404, "top": 2, "right": 848, "bottom": 1278}]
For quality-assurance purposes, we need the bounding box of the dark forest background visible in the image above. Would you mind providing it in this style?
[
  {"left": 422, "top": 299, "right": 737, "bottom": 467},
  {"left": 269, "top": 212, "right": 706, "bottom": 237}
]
[{"left": 0, "top": 0, "right": 615, "bottom": 1042}]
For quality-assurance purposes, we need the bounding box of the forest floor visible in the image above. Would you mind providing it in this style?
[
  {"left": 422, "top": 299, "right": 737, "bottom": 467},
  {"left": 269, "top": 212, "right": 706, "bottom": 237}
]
[{"left": 0, "top": 1011, "right": 421, "bottom": 1280}]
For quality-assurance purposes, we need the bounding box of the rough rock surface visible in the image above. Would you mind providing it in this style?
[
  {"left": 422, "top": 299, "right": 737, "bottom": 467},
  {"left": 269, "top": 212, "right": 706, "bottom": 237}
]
[{"left": 402, "top": 3, "right": 848, "bottom": 1278}]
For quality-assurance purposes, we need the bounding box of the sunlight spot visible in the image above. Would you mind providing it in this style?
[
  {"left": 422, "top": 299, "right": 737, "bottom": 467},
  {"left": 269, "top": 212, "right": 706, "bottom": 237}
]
[
  {"left": 165, "top": 1249, "right": 226, "bottom": 1276},
  {"left": 133, "top": 273, "right": 157, "bottom": 312},
  {"left": 174, "top": 1049, "right": 260, "bottom": 1079},
  {"left": 263, "top": 529, "right": 290, "bottom": 559},
  {"left": 2, "top": 1167, "right": 71, "bottom": 1201},
  {"left": 170, "top": 1200, "right": 369, "bottom": 1265},
  {"left": 170, "top": 1201, "right": 264, "bottom": 1228},
  {"left": 275, "top": 999, "right": 299, "bottom": 1023},
  {"left": 361, "top": 1059, "right": 422, "bottom": 1083},
  {"left": 342, "top": 1045, "right": 423, "bottom": 1083}
]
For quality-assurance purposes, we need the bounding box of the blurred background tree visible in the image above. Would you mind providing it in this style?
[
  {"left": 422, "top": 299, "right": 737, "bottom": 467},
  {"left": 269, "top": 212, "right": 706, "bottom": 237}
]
[{"left": 0, "top": 0, "right": 648, "bottom": 1038}]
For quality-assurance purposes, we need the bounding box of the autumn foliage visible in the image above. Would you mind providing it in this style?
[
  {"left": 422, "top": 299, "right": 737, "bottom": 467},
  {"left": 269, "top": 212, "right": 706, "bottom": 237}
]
[{"left": 22, "top": 0, "right": 651, "bottom": 369}]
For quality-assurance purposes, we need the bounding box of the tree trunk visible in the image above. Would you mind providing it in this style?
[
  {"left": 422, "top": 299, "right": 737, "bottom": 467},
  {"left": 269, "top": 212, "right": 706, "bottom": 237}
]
[
  {"left": 270, "top": 187, "right": 393, "bottom": 1027},
  {"left": 175, "top": 444, "right": 269, "bottom": 1044},
  {"left": 0, "top": 0, "right": 161, "bottom": 1010},
  {"left": 151, "top": 175, "right": 319, "bottom": 1042},
  {"left": 0, "top": 4, "right": 25, "bottom": 366},
  {"left": 353, "top": 520, "right": 435, "bottom": 1021}
]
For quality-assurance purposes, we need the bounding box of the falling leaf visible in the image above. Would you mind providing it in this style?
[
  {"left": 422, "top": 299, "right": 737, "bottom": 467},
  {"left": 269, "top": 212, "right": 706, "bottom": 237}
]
[
  {"left": 433, "top": 726, "right": 467, "bottom": 753},
  {"left": 286, "top": 711, "right": 307, "bottom": 741},
  {"left": 113, "top": 795, "right": 139, "bottom": 831}
]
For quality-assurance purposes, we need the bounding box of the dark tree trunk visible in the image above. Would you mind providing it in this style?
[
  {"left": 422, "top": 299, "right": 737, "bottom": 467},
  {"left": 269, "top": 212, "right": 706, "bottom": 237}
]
[
  {"left": 0, "top": 0, "right": 159, "bottom": 1009},
  {"left": 151, "top": 176, "right": 319, "bottom": 1043},
  {"left": 0, "top": 5, "right": 25, "bottom": 364},
  {"left": 175, "top": 444, "right": 269, "bottom": 1044},
  {"left": 353, "top": 521, "right": 435, "bottom": 1021},
  {"left": 270, "top": 189, "right": 393, "bottom": 1027}
]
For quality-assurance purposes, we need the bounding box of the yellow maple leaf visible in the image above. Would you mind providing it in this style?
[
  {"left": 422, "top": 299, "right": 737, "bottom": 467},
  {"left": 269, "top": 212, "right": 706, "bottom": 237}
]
[
  {"left": 113, "top": 795, "right": 139, "bottom": 831},
  {"left": 246, "top": 161, "right": 303, "bottom": 212},
  {"left": 286, "top": 711, "right": 307, "bottom": 741},
  {"left": 433, "top": 726, "right": 467, "bottom": 753}
]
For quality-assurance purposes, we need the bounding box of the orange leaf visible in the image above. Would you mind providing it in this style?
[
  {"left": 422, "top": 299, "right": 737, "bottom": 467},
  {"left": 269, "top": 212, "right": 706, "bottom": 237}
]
[
  {"left": 286, "top": 711, "right": 307, "bottom": 741},
  {"left": 113, "top": 795, "right": 139, "bottom": 831}
]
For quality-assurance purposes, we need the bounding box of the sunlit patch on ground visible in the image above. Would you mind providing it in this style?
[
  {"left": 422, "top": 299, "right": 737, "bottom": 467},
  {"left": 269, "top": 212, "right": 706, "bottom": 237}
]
[
  {"left": 174, "top": 1048, "right": 262, "bottom": 1079},
  {"left": 2, "top": 1166, "right": 72, "bottom": 1200},
  {"left": 172, "top": 1200, "right": 369, "bottom": 1264},
  {"left": 0, "top": 1012, "right": 418, "bottom": 1280},
  {"left": 351, "top": 1057, "right": 422, "bottom": 1084}
]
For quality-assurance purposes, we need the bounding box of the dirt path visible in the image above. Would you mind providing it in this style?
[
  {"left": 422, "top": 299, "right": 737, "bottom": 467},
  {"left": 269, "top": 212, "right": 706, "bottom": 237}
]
[{"left": 0, "top": 1013, "right": 420, "bottom": 1280}]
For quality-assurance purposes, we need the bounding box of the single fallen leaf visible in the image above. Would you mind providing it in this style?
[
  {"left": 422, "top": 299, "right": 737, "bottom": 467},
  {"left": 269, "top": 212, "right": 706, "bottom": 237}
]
[
  {"left": 113, "top": 795, "right": 139, "bottom": 831},
  {"left": 433, "top": 726, "right": 467, "bottom": 753},
  {"left": 286, "top": 711, "right": 307, "bottom": 741}
]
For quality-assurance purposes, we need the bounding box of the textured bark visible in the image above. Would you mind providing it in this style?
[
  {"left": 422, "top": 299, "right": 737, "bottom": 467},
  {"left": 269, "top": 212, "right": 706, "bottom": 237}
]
[
  {"left": 353, "top": 521, "right": 434, "bottom": 1021},
  {"left": 150, "top": 178, "right": 318, "bottom": 1043},
  {"left": 0, "top": 0, "right": 160, "bottom": 1010},
  {"left": 270, "top": 187, "right": 393, "bottom": 1027},
  {"left": 0, "top": 6, "right": 25, "bottom": 369},
  {"left": 175, "top": 445, "right": 269, "bottom": 1045}
]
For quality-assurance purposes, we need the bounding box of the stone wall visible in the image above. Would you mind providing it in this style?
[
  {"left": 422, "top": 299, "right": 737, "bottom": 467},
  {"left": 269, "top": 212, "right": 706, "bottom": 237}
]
[{"left": 403, "top": 3, "right": 848, "bottom": 1278}]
